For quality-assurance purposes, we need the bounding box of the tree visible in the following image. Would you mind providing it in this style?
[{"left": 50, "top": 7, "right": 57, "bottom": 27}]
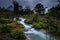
[
  {"left": 58, "top": 0, "right": 60, "bottom": 6},
  {"left": 13, "top": 1, "right": 19, "bottom": 14},
  {"left": 58, "top": 0, "right": 60, "bottom": 2},
  {"left": 0, "top": 7, "right": 1, "bottom": 10},
  {"left": 24, "top": 6, "right": 31, "bottom": 15},
  {"left": 47, "top": 5, "right": 60, "bottom": 19},
  {"left": 19, "top": 6, "right": 23, "bottom": 11},
  {"left": 34, "top": 3, "right": 45, "bottom": 14},
  {"left": 19, "top": 5, "right": 24, "bottom": 15}
]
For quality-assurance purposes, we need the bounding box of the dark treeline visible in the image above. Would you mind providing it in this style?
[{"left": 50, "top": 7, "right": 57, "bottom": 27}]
[
  {"left": 47, "top": 3, "right": 60, "bottom": 19},
  {"left": 13, "top": 1, "right": 45, "bottom": 15}
]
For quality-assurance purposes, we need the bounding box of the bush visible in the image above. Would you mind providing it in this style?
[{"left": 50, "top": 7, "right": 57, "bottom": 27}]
[
  {"left": 25, "top": 19, "right": 33, "bottom": 24},
  {"left": 11, "top": 31, "right": 26, "bottom": 40},
  {"left": 32, "top": 14, "right": 40, "bottom": 23},
  {"left": 0, "top": 18, "right": 12, "bottom": 24},
  {"left": 32, "top": 22, "right": 47, "bottom": 30},
  {"left": 0, "top": 25, "right": 13, "bottom": 33}
]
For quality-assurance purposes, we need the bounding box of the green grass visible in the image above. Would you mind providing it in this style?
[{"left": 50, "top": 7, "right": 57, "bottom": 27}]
[{"left": 0, "top": 16, "right": 26, "bottom": 40}]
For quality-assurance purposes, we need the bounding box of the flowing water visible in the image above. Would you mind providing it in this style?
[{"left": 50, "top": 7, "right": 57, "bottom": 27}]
[{"left": 16, "top": 17, "right": 57, "bottom": 40}]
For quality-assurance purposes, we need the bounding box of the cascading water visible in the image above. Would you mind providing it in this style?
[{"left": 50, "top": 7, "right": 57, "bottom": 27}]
[{"left": 17, "top": 17, "right": 57, "bottom": 40}]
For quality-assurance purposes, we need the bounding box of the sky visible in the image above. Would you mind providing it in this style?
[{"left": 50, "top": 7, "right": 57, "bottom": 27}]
[{"left": 0, "top": 0, "right": 59, "bottom": 12}]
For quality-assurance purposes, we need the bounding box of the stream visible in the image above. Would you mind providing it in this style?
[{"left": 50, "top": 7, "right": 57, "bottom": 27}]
[{"left": 15, "top": 17, "right": 57, "bottom": 40}]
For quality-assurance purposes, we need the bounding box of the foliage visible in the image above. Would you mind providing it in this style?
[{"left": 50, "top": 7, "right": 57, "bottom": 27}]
[
  {"left": 0, "top": 25, "right": 13, "bottom": 33},
  {"left": 0, "top": 18, "right": 12, "bottom": 24},
  {"left": 47, "top": 6, "right": 60, "bottom": 19},
  {"left": 25, "top": 19, "right": 33, "bottom": 24},
  {"left": 11, "top": 31, "right": 26, "bottom": 40},
  {"left": 46, "top": 5, "right": 60, "bottom": 34},
  {"left": 0, "top": 14, "right": 26, "bottom": 40},
  {"left": 32, "top": 22, "right": 47, "bottom": 30},
  {"left": 34, "top": 3, "right": 45, "bottom": 14},
  {"left": 13, "top": 1, "right": 19, "bottom": 14}
]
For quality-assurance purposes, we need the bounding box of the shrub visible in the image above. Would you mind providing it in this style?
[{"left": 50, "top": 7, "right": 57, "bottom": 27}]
[
  {"left": 32, "top": 22, "right": 42, "bottom": 29},
  {"left": 0, "top": 25, "right": 13, "bottom": 33},
  {"left": 25, "top": 19, "right": 33, "bottom": 24},
  {"left": 0, "top": 18, "right": 12, "bottom": 24},
  {"left": 32, "top": 22, "right": 47, "bottom": 30},
  {"left": 11, "top": 31, "right": 26, "bottom": 40}
]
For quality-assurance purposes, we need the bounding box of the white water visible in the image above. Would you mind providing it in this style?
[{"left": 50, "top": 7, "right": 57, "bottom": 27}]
[{"left": 16, "top": 17, "right": 56, "bottom": 40}]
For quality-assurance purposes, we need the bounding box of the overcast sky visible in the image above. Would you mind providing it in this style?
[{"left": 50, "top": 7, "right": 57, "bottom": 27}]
[{"left": 0, "top": 0, "right": 59, "bottom": 8}]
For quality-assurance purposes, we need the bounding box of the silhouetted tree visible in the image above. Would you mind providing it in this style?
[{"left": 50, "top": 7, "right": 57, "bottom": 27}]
[
  {"left": 24, "top": 6, "right": 31, "bottom": 15},
  {"left": 1, "top": 7, "right": 5, "bottom": 10},
  {"left": 19, "top": 6, "right": 23, "bottom": 11},
  {"left": 58, "top": 0, "right": 60, "bottom": 6},
  {"left": 58, "top": 0, "right": 60, "bottom": 2},
  {"left": 13, "top": 1, "right": 19, "bottom": 14},
  {"left": 34, "top": 3, "right": 45, "bottom": 14},
  {"left": 31, "top": 10, "right": 34, "bottom": 14},
  {"left": 19, "top": 5, "right": 24, "bottom": 15},
  {"left": 0, "top": 7, "right": 1, "bottom": 10}
]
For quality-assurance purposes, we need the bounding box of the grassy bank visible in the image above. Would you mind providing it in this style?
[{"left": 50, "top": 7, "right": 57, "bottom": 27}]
[
  {"left": 24, "top": 13, "right": 60, "bottom": 35},
  {"left": 0, "top": 18, "right": 26, "bottom": 40},
  {"left": 0, "top": 9, "right": 26, "bottom": 40}
]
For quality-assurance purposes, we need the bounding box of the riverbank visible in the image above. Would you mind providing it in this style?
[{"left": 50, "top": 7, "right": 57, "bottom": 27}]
[
  {"left": 24, "top": 13, "right": 60, "bottom": 38},
  {"left": 0, "top": 5, "right": 60, "bottom": 40},
  {"left": 0, "top": 17, "right": 26, "bottom": 40},
  {"left": 0, "top": 9, "right": 26, "bottom": 40}
]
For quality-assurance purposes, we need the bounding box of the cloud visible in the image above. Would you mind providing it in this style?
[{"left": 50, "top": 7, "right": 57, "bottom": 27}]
[{"left": 0, "top": 0, "right": 59, "bottom": 9}]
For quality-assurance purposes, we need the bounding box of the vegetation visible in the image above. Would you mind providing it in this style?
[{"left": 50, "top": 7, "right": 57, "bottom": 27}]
[
  {"left": 0, "top": 8, "right": 26, "bottom": 40},
  {"left": 34, "top": 3, "right": 45, "bottom": 14},
  {"left": 0, "top": 0, "right": 60, "bottom": 40},
  {"left": 0, "top": 17, "right": 26, "bottom": 40},
  {"left": 11, "top": 31, "right": 26, "bottom": 40},
  {"left": 24, "top": 5, "right": 60, "bottom": 36}
]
